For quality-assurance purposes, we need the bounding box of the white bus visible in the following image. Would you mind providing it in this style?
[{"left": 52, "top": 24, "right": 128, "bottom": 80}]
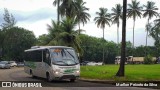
[{"left": 24, "top": 46, "right": 80, "bottom": 82}]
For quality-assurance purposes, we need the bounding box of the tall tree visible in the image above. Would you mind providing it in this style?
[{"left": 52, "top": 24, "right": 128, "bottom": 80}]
[
  {"left": 37, "top": 34, "right": 51, "bottom": 46},
  {"left": 1, "top": 8, "right": 16, "bottom": 29},
  {"left": 2, "top": 27, "right": 36, "bottom": 61},
  {"left": 0, "top": 30, "right": 3, "bottom": 47},
  {"left": 149, "top": 18, "right": 160, "bottom": 57},
  {"left": 111, "top": 4, "right": 122, "bottom": 55},
  {"left": 111, "top": 4, "right": 122, "bottom": 45},
  {"left": 59, "top": 0, "right": 77, "bottom": 18},
  {"left": 59, "top": 18, "right": 82, "bottom": 54},
  {"left": 46, "top": 18, "right": 82, "bottom": 55},
  {"left": 47, "top": 20, "right": 62, "bottom": 45},
  {"left": 75, "top": 0, "right": 91, "bottom": 35},
  {"left": 94, "top": 8, "right": 111, "bottom": 64},
  {"left": 53, "top": 0, "right": 62, "bottom": 24},
  {"left": 153, "top": 18, "right": 160, "bottom": 28},
  {"left": 143, "top": 1, "right": 159, "bottom": 55},
  {"left": 127, "top": 0, "right": 142, "bottom": 52},
  {"left": 116, "top": 0, "right": 127, "bottom": 77},
  {"left": 0, "top": 30, "right": 3, "bottom": 58},
  {"left": 79, "top": 34, "right": 117, "bottom": 64}
]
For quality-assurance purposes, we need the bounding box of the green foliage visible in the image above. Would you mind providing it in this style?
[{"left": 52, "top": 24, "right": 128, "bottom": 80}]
[
  {"left": 127, "top": 0, "right": 143, "bottom": 20},
  {"left": 45, "top": 18, "right": 83, "bottom": 55},
  {"left": 0, "top": 29, "right": 3, "bottom": 59},
  {"left": 75, "top": 0, "right": 90, "bottom": 34},
  {"left": 119, "top": 42, "right": 157, "bottom": 57},
  {"left": 154, "top": 42, "right": 160, "bottom": 57},
  {"left": 143, "top": 1, "right": 159, "bottom": 19},
  {"left": 37, "top": 34, "right": 51, "bottom": 46},
  {"left": 111, "top": 4, "right": 122, "bottom": 25},
  {"left": 1, "top": 8, "right": 16, "bottom": 29},
  {"left": 81, "top": 65, "right": 160, "bottom": 81},
  {"left": 144, "top": 54, "right": 153, "bottom": 64},
  {"left": 79, "top": 34, "right": 117, "bottom": 64},
  {"left": 37, "top": 30, "right": 158, "bottom": 64},
  {"left": 2, "top": 27, "right": 36, "bottom": 61},
  {"left": 0, "top": 30, "right": 3, "bottom": 47},
  {"left": 111, "top": 4, "right": 122, "bottom": 45},
  {"left": 94, "top": 8, "right": 111, "bottom": 29},
  {"left": 94, "top": 7, "right": 111, "bottom": 64},
  {"left": 59, "top": 18, "right": 82, "bottom": 54},
  {"left": 148, "top": 18, "right": 160, "bottom": 57},
  {"left": 59, "top": 0, "right": 77, "bottom": 18},
  {"left": 127, "top": 0, "right": 143, "bottom": 48}
]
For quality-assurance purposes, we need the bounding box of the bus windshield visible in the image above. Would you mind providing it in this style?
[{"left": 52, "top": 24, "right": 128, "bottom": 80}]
[{"left": 50, "top": 48, "right": 79, "bottom": 65}]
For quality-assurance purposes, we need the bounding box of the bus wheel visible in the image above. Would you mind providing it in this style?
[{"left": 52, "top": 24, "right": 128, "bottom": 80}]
[
  {"left": 70, "top": 79, "right": 75, "bottom": 82},
  {"left": 46, "top": 72, "right": 52, "bottom": 82},
  {"left": 30, "top": 70, "right": 36, "bottom": 78}
]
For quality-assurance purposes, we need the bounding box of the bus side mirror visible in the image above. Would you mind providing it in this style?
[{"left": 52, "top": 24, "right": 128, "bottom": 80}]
[{"left": 77, "top": 53, "right": 79, "bottom": 57}]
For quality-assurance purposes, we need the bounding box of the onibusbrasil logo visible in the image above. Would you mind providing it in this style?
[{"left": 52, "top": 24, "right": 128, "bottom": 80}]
[{"left": 1, "top": 82, "right": 42, "bottom": 87}]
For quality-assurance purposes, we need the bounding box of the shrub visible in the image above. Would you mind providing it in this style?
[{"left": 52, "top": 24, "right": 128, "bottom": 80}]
[{"left": 144, "top": 55, "right": 153, "bottom": 64}]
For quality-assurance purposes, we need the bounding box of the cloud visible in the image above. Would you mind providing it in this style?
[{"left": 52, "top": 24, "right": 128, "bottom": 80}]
[
  {"left": 0, "top": 0, "right": 54, "bottom": 11},
  {"left": 0, "top": 0, "right": 160, "bottom": 46},
  {"left": 13, "top": 8, "right": 57, "bottom": 23}
]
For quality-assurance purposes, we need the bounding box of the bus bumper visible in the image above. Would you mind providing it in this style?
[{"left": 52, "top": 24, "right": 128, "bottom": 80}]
[{"left": 54, "top": 75, "right": 79, "bottom": 80}]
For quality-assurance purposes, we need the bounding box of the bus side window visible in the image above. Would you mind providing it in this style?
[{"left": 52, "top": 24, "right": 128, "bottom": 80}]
[{"left": 43, "top": 49, "right": 51, "bottom": 66}]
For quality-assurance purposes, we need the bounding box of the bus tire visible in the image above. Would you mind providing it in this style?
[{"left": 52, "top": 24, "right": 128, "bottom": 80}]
[
  {"left": 46, "top": 72, "right": 52, "bottom": 82},
  {"left": 30, "top": 70, "right": 36, "bottom": 78},
  {"left": 70, "top": 79, "right": 75, "bottom": 82}
]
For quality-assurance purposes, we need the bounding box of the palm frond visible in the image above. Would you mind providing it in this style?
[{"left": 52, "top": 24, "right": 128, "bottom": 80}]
[
  {"left": 127, "top": 0, "right": 142, "bottom": 19},
  {"left": 143, "top": 1, "right": 159, "bottom": 19},
  {"left": 94, "top": 7, "right": 111, "bottom": 30}
]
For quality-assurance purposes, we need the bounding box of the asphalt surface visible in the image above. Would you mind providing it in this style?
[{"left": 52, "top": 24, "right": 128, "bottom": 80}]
[{"left": 0, "top": 67, "right": 158, "bottom": 90}]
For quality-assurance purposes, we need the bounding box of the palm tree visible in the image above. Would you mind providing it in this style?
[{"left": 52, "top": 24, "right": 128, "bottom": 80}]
[
  {"left": 59, "top": 0, "right": 77, "bottom": 18},
  {"left": 53, "top": 0, "right": 62, "bottom": 24},
  {"left": 127, "top": 0, "right": 142, "bottom": 54},
  {"left": 111, "top": 4, "right": 122, "bottom": 45},
  {"left": 94, "top": 8, "right": 111, "bottom": 64},
  {"left": 111, "top": 4, "right": 122, "bottom": 55},
  {"left": 154, "top": 18, "right": 160, "bottom": 28},
  {"left": 116, "top": 0, "right": 127, "bottom": 77},
  {"left": 149, "top": 18, "right": 160, "bottom": 57},
  {"left": 75, "top": 0, "right": 91, "bottom": 35},
  {"left": 46, "top": 18, "right": 82, "bottom": 54},
  {"left": 47, "top": 20, "right": 62, "bottom": 45},
  {"left": 59, "top": 18, "right": 82, "bottom": 54},
  {"left": 149, "top": 17, "right": 160, "bottom": 39},
  {"left": 143, "top": 1, "right": 159, "bottom": 55}
]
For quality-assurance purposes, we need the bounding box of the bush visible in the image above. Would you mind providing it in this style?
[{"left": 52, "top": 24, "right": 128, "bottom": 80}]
[{"left": 144, "top": 55, "right": 153, "bottom": 64}]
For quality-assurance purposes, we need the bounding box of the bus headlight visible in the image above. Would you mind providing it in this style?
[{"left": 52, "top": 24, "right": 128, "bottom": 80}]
[
  {"left": 54, "top": 69, "right": 60, "bottom": 74},
  {"left": 76, "top": 70, "right": 80, "bottom": 74},
  {"left": 55, "top": 71, "right": 59, "bottom": 74}
]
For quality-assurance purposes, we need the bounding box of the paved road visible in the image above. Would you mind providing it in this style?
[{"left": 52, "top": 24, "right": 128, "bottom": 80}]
[{"left": 0, "top": 67, "right": 158, "bottom": 90}]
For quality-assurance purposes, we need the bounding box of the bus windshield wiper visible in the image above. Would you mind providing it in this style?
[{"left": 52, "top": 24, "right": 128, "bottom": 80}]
[{"left": 65, "top": 50, "right": 78, "bottom": 64}]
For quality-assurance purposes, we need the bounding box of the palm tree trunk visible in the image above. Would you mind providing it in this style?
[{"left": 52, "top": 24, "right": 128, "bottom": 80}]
[
  {"left": 117, "top": 22, "right": 120, "bottom": 55},
  {"left": 145, "top": 18, "right": 149, "bottom": 56},
  {"left": 102, "top": 28, "right": 105, "bottom": 65},
  {"left": 57, "top": 0, "right": 60, "bottom": 25},
  {"left": 132, "top": 19, "right": 135, "bottom": 64},
  {"left": 117, "top": 23, "right": 119, "bottom": 44},
  {"left": 116, "top": 0, "right": 127, "bottom": 77},
  {"left": 133, "top": 19, "right": 135, "bottom": 49},
  {"left": 78, "top": 21, "right": 81, "bottom": 35}
]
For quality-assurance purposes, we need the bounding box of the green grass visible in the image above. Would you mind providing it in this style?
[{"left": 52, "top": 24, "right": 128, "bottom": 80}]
[{"left": 80, "top": 64, "right": 160, "bottom": 81}]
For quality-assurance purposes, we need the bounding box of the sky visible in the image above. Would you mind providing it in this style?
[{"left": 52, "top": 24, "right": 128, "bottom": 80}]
[{"left": 0, "top": 0, "right": 160, "bottom": 46}]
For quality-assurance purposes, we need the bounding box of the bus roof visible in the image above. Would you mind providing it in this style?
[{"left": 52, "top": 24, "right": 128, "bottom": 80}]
[{"left": 24, "top": 46, "right": 73, "bottom": 52}]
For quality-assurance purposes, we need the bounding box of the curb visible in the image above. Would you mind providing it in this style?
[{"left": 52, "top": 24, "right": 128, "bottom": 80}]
[
  {"left": 79, "top": 78, "right": 115, "bottom": 84},
  {"left": 79, "top": 78, "right": 160, "bottom": 84},
  {"left": 79, "top": 78, "right": 160, "bottom": 89}
]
